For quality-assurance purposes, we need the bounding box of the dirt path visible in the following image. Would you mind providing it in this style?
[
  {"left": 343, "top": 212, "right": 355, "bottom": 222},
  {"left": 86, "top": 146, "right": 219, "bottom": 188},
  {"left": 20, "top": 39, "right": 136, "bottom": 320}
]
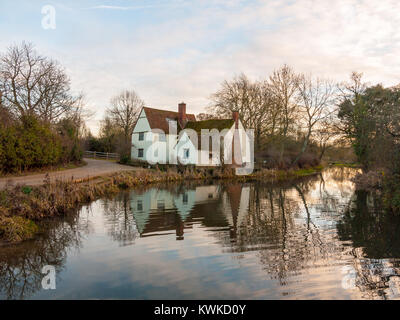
[{"left": 0, "top": 158, "right": 141, "bottom": 189}]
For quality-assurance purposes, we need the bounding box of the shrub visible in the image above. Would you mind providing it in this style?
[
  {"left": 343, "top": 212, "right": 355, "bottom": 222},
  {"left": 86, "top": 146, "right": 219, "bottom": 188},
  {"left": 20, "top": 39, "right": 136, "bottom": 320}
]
[
  {"left": 0, "top": 115, "right": 82, "bottom": 174},
  {"left": 16, "top": 116, "right": 62, "bottom": 169},
  {"left": 56, "top": 118, "right": 83, "bottom": 163},
  {"left": 119, "top": 154, "right": 130, "bottom": 164}
]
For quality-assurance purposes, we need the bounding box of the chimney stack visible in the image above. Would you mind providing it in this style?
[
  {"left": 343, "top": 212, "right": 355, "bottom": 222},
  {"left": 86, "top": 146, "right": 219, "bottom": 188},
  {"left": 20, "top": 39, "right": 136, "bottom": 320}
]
[
  {"left": 178, "top": 102, "right": 187, "bottom": 127},
  {"left": 232, "top": 111, "right": 239, "bottom": 129}
]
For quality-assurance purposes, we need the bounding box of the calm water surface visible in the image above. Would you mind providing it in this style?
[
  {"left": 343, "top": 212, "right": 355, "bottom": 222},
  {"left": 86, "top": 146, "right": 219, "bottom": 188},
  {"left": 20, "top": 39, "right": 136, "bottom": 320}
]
[{"left": 2, "top": 167, "right": 400, "bottom": 300}]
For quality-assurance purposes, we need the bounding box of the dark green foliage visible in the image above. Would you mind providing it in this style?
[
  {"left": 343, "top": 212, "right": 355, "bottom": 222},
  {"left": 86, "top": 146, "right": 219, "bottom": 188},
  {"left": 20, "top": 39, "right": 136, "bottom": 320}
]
[
  {"left": 0, "top": 115, "right": 82, "bottom": 173},
  {"left": 338, "top": 85, "right": 400, "bottom": 172},
  {"left": 185, "top": 119, "right": 234, "bottom": 133},
  {"left": 119, "top": 154, "right": 130, "bottom": 164},
  {"left": 22, "top": 186, "right": 32, "bottom": 195},
  {"left": 56, "top": 118, "right": 83, "bottom": 163},
  {"left": 339, "top": 84, "right": 400, "bottom": 211},
  {"left": 337, "top": 190, "right": 400, "bottom": 259}
]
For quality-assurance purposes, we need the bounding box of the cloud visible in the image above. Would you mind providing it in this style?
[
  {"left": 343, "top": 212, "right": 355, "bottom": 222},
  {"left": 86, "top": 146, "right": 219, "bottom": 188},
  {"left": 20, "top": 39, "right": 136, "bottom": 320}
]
[
  {"left": 88, "top": 4, "right": 164, "bottom": 10},
  {"left": 2, "top": 0, "right": 400, "bottom": 134},
  {"left": 81, "top": 1, "right": 400, "bottom": 132}
]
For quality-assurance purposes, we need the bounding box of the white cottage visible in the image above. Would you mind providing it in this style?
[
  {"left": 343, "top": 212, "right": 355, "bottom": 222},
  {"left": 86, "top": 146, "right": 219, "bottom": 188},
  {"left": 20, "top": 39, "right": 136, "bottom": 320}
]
[{"left": 131, "top": 102, "right": 251, "bottom": 167}]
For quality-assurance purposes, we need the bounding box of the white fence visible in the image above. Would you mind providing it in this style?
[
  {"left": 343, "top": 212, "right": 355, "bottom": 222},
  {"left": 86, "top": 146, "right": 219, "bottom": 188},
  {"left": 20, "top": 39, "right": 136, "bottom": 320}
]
[{"left": 84, "top": 151, "right": 120, "bottom": 160}]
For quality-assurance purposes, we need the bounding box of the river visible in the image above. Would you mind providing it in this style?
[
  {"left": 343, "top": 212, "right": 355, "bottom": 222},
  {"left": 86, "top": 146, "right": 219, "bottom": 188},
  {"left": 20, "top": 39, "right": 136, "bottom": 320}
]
[{"left": 1, "top": 167, "right": 400, "bottom": 300}]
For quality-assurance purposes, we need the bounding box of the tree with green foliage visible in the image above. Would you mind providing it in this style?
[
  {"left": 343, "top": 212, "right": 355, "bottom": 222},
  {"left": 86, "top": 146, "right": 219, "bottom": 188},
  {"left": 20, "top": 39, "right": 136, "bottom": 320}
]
[
  {"left": 0, "top": 116, "right": 62, "bottom": 172},
  {"left": 338, "top": 79, "right": 400, "bottom": 172}
]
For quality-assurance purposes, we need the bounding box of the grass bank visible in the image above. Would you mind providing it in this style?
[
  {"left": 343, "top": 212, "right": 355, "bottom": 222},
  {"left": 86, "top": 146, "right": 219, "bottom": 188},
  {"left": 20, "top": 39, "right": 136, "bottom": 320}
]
[
  {"left": 330, "top": 162, "right": 361, "bottom": 168},
  {"left": 0, "top": 165, "right": 323, "bottom": 244}
]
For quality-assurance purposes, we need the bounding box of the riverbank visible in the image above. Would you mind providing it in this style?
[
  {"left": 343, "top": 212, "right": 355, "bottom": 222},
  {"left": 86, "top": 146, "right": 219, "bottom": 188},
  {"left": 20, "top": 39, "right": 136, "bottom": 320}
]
[
  {"left": 331, "top": 162, "right": 361, "bottom": 168},
  {"left": 0, "top": 165, "right": 323, "bottom": 244},
  {"left": 352, "top": 169, "right": 400, "bottom": 212}
]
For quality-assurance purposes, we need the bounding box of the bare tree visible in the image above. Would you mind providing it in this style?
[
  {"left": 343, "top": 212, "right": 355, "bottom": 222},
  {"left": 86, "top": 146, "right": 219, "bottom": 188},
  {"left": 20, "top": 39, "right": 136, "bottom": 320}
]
[
  {"left": 210, "top": 73, "right": 268, "bottom": 150},
  {"left": 63, "top": 94, "right": 95, "bottom": 138},
  {"left": 258, "top": 80, "right": 281, "bottom": 138},
  {"left": 292, "top": 75, "right": 336, "bottom": 166},
  {"left": 338, "top": 71, "right": 367, "bottom": 102},
  {"left": 107, "top": 89, "right": 144, "bottom": 156},
  {"left": 0, "top": 42, "right": 77, "bottom": 122},
  {"left": 267, "top": 65, "right": 300, "bottom": 162},
  {"left": 313, "top": 116, "right": 341, "bottom": 161}
]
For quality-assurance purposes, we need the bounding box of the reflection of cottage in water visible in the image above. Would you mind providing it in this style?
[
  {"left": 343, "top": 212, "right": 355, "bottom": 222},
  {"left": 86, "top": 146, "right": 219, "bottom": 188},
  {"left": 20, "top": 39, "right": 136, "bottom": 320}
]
[
  {"left": 130, "top": 185, "right": 221, "bottom": 236},
  {"left": 129, "top": 184, "right": 251, "bottom": 241},
  {"left": 222, "top": 185, "right": 251, "bottom": 232}
]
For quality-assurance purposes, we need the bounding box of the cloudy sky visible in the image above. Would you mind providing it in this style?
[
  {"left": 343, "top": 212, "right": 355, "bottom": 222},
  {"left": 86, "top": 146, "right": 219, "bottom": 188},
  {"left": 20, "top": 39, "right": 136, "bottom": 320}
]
[{"left": 1, "top": 0, "right": 399, "bottom": 133}]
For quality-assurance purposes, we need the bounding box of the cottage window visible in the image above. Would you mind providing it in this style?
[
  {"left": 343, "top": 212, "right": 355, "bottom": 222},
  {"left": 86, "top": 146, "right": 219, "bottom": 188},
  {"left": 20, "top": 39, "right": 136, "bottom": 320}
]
[
  {"left": 139, "top": 132, "right": 144, "bottom": 141},
  {"left": 183, "top": 193, "right": 188, "bottom": 204},
  {"left": 137, "top": 200, "right": 143, "bottom": 211},
  {"left": 184, "top": 148, "right": 190, "bottom": 159},
  {"left": 138, "top": 149, "right": 144, "bottom": 158}
]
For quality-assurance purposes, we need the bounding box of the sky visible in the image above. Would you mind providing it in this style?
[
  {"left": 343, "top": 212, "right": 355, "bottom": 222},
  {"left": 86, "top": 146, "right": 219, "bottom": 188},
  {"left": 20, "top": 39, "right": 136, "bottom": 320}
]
[{"left": 1, "top": 0, "right": 400, "bottom": 134}]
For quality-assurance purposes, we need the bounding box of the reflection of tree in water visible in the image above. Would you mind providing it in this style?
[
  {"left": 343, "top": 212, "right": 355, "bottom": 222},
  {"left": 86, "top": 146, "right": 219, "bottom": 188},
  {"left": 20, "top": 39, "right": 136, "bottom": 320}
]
[
  {"left": 0, "top": 212, "right": 89, "bottom": 300},
  {"left": 102, "top": 192, "right": 139, "bottom": 246},
  {"left": 218, "top": 173, "right": 353, "bottom": 285},
  {"left": 317, "top": 167, "right": 359, "bottom": 218},
  {"left": 337, "top": 190, "right": 400, "bottom": 299}
]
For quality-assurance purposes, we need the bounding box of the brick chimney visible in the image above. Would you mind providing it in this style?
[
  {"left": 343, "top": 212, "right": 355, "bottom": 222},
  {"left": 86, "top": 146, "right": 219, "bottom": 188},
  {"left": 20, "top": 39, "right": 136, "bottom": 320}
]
[
  {"left": 232, "top": 111, "right": 239, "bottom": 129},
  {"left": 178, "top": 102, "right": 187, "bottom": 127}
]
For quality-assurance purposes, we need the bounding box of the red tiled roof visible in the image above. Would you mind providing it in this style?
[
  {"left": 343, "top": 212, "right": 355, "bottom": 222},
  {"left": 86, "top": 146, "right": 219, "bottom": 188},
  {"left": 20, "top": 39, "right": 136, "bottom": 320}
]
[{"left": 143, "top": 107, "right": 196, "bottom": 134}]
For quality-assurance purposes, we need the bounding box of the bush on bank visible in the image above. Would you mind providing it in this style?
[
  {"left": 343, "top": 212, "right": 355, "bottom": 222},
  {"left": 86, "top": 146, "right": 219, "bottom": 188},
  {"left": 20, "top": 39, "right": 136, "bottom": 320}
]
[{"left": 0, "top": 116, "right": 82, "bottom": 174}]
